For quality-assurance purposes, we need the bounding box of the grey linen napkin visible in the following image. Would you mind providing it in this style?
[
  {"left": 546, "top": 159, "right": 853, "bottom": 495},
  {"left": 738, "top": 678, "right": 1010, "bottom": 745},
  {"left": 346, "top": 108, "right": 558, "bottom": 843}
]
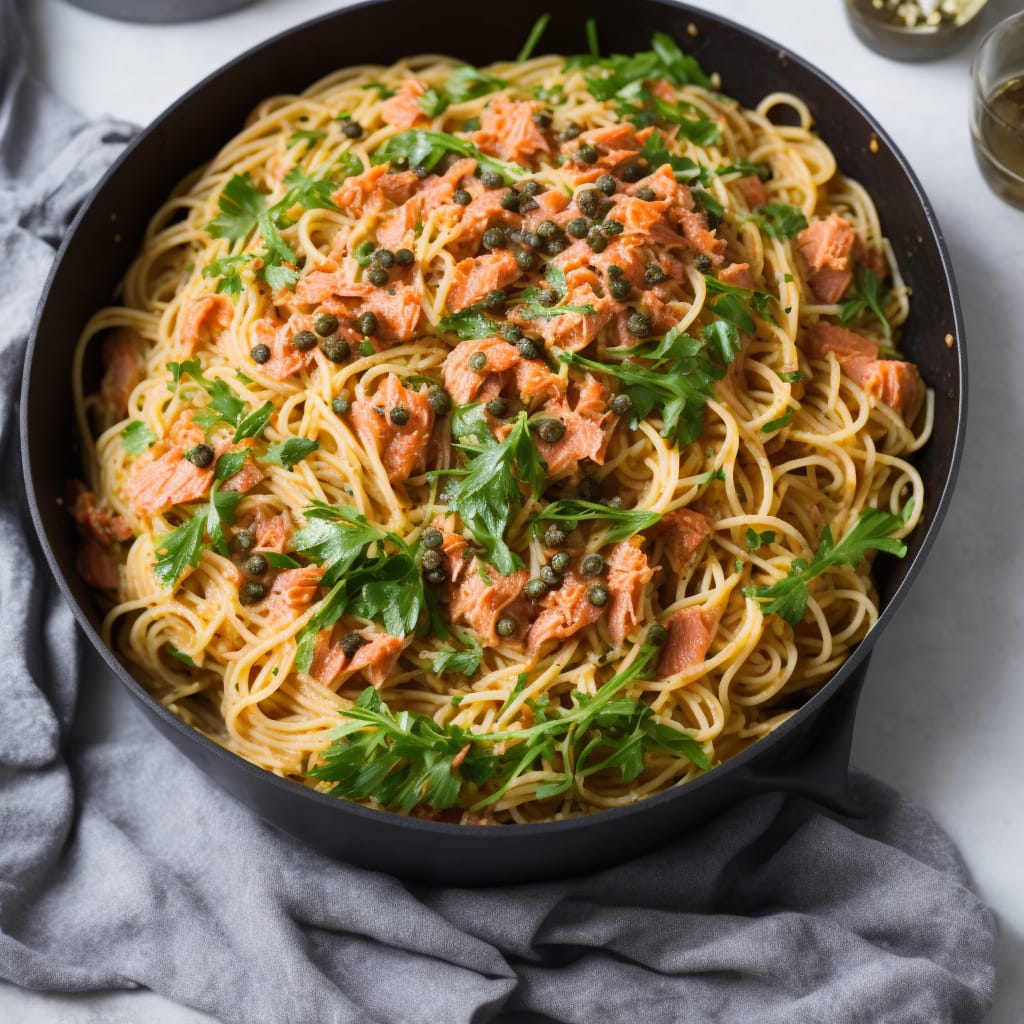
[{"left": 0, "top": 3, "right": 996, "bottom": 1022}]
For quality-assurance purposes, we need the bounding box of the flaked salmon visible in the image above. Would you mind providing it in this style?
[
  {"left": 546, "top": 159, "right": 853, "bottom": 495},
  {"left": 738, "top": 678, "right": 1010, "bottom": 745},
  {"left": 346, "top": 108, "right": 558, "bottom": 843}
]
[
  {"left": 349, "top": 373, "right": 435, "bottom": 483},
  {"left": 656, "top": 607, "right": 720, "bottom": 676},
  {"left": 605, "top": 539, "right": 655, "bottom": 647}
]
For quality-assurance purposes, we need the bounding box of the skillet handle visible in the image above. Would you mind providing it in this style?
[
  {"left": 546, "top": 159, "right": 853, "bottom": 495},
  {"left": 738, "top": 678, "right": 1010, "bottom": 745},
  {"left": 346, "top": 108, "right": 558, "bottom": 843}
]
[{"left": 737, "top": 658, "right": 870, "bottom": 817}]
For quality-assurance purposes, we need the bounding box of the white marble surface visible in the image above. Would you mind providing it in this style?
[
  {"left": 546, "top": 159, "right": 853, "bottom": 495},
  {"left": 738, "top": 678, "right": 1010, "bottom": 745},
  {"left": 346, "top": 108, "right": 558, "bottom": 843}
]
[{"left": 6, "top": 0, "right": 1024, "bottom": 1020}]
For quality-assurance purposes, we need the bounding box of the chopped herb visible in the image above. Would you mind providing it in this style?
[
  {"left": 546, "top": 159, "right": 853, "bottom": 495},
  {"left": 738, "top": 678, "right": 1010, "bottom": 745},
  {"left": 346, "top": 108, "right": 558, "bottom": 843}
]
[
  {"left": 564, "top": 320, "right": 741, "bottom": 448},
  {"left": 432, "top": 635, "right": 484, "bottom": 677},
  {"left": 438, "top": 305, "right": 500, "bottom": 340},
  {"left": 417, "top": 66, "right": 508, "bottom": 118},
  {"left": 745, "top": 503, "right": 912, "bottom": 625},
  {"left": 359, "top": 82, "right": 397, "bottom": 99},
  {"left": 517, "top": 13, "right": 551, "bottom": 62},
  {"left": 153, "top": 515, "right": 207, "bottom": 587},
  {"left": 287, "top": 128, "right": 326, "bottom": 151},
  {"left": 717, "top": 160, "right": 772, "bottom": 180},
  {"left": 120, "top": 420, "right": 157, "bottom": 455},
  {"left": 838, "top": 265, "right": 891, "bottom": 338},
  {"left": 430, "top": 411, "right": 545, "bottom": 575},
  {"left": 745, "top": 528, "right": 776, "bottom": 550},
  {"left": 201, "top": 253, "right": 256, "bottom": 297},
  {"left": 533, "top": 499, "right": 661, "bottom": 543},
  {"left": 372, "top": 129, "right": 526, "bottom": 184},
  {"left": 639, "top": 129, "right": 711, "bottom": 186},
  {"left": 778, "top": 369, "right": 803, "bottom": 383},
  {"left": 262, "top": 437, "right": 319, "bottom": 470},
  {"left": 310, "top": 642, "right": 710, "bottom": 813},
  {"left": 232, "top": 401, "right": 274, "bottom": 442},
  {"left": 263, "top": 551, "right": 303, "bottom": 569},
  {"left": 747, "top": 202, "right": 808, "bottom": 240},
  {"left": 615, "top": 87, "right": 721, "bottom": 147},
  {"left": 762, "top": 407, "right": 795, "bottom": 432},
  {"left": 167, "top": 644, "right": 195, "bottom": 667}
]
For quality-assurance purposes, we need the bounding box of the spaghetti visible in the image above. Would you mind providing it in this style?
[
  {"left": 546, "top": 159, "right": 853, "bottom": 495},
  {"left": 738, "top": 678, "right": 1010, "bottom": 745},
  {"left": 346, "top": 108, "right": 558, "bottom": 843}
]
[{"left": 70, "top": 29, "right": 930, "bottom": 824}]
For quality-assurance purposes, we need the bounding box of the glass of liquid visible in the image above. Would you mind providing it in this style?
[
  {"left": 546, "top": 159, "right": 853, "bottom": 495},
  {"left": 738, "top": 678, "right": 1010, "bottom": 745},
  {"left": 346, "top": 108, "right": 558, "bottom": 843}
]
[{"left": 971, "top": 10, "right": 1024, "bottom": 209}]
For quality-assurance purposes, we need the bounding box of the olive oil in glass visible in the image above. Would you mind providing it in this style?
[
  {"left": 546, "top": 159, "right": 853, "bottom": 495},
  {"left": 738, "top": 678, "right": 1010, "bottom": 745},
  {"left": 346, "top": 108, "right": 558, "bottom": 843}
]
[{"left": 971, "top": 11, "right": 1024, "bottom": 209}]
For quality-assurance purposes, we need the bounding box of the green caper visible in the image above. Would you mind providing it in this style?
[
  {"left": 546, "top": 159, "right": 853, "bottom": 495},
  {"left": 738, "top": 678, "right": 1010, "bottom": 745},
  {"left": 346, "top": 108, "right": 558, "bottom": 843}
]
[
  {"left": 390, "top": 405, "right": 410, "bottom": 426},
  {"left": 535, "top": 418, "right": 567, "bottom": 444},
  {"left": 536, "top": 219, "right": 560, "bottom": 240},
  {"left": 412, "top": 164, "right": 431, "bottom": 179},
  {"left": 371, "top": 248, "right": 395, "bottom": 268},
  {"left": 619, "top": 158, "right": 650, "bottom": 183},
  {"left": 331, "top": 396, "right": 350, "bottom": 415},
  {"left": 520, "top": 180, "right": 543, "bottom": 197},
  {"left": 232, "top": 529, "right": 256, "bottom": 553},
  {"left": 394, "top": 247, "right": 415, "bottom": 265},
  {"left": 357, "top": 311, "right": 378, "bottom": 336},
  {"left": 609, "top": 278, "right": 632, "bottom": 301},
  {"left": 577, "top": 142, "right": 599, "bottom": 165},
  {"left": 545, "top": 237, "right": 569, "bottom": 256},
  {"left": 342, "top": 120, "right": 363, "bottom": 139},
  {"left": 610, "top": 392, "right": 633, "bottom": 415},
  {"left": 495, "top": 615, "right": 518, "bottom": 638},
  {"left": 468, "top": 351, "right": 488, "bottom": 373},
  {"left": 539, "top": 564, "right": 562, "bottom": 587},
  {"left": 644, "top": 264, "right": 668, "bottom": 286},
  {"left": 549, "top": 550, "right": 572, "bottom": 573},
  {"left": 595, "top": 173, "right": 617, "bottom": 195},
  {"left": 515, "top": 249, "right": 536, "bottom": 271},
  {"left": 452, "top": 188, "right": 472, "bottom": 206},
  {"left": 577, "top": 476, "right": 601, "bottom": 501},
  {"left": 601, "top": 219, "right": 624, "bottom": 237},
  {"left": 635, "top": 187, "right": 656, "bottom": 202},
  {"left": 580, "top": 553, "right": 605, "bottom": 577},
  {"left": 517, "top": 337, "right": 541, "bottom": 360},
  {"left": 238, "top": 581, "right": 267, "bottom": 605},
  {"left": 320, "top": 335, "right": 350, "bottom": 363},
  {"left": 422, "top": 527, "right": 444, "bottom": 550},
  {"left": 532, "top": 110, "right": 552, "bottom": 130},
  {"left": 340, "top": 631, "right": 367, "bottom": 656},
  {"left": 250, "top": 343, "right": 271, "bottom": 364},
  {"left": 427, "top": 385, "right": 452, "bottom": 415},
  {"left": 524, "top": 578, "right": 549, "bottom": 600},
  {"left": 243, "top": 554, "right": 268, "bottom": 578},
  {"left": 587, "top": 227, "right": 607, "bottom": 253},
  {"left": 421, "top": 549, "right": 443, "bottom": 571},
  {"left": 500, "top": 190, "right": 522, "bottom": 212},
  {"left": 559, "top": 122, "right": 582, "bottom": 141},
  {"left": 485, "top": 397, "right": 509, "bottom": 418},
  {"left": 543, "top": 524, "right": 568, "bottom": 547},
  {"left": 607, "top": 265, "right": 623, "bottom": 278},
  {"left": 566, "top": 217, "right": 589, "bottom": 238},
  {"left": 313, "top": 312, "right": 339, "bottom": 336},
  {"left": 291, "top": 330, "right": 317, "bottom": 352},
  {"left": 481, "top": 289, "right": 506, "bottom": 309},
  {"left": 647, "top": 623, "right": 669, "bottom": 647},
  {"left": 184, "top": 444, "right": 214, "bottom": 468},
  {"left": 586, "top": 583, "right": 610, "bottom": 607},
  {"left": 366, "top": 267, "right": 389, "bottom": 287},
  {"left": 501, "top": 322, "right": 523, "bottom": 344},
  {"left": 626, "top": 311, "right": 651, "bottom": 337},
  {"left": 480, "top": 170, "right": 503, "bottom": 189},
  {"left": 482, "top": 227, "right": 507, "bottom": 250},
  {"left": 425, "top": 568, "right": 448, "bottom": 585},
  {"left": 577, "top": 189, "right": 600, "bottom": 216},
  {"left": 695, "top": 254, "right": 713, "bottom": 273}
]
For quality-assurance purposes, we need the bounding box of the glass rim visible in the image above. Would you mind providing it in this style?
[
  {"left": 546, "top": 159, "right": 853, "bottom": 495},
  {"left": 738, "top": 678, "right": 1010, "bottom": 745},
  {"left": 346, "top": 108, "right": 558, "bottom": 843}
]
[{"left": 971, "top": 9, "right": 1024, "bottom": 133}]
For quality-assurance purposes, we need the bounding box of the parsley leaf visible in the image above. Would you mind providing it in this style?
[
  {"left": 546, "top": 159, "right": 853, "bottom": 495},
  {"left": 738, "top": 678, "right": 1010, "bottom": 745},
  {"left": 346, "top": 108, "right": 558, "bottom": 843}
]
[
  {"left": 166, "top": 360, "right": 248, "bottom": 429},
  {"left": 745, "top": 528, "right": 776, "bottom": 550},
  {"left": 232, "top": 401, "right": 274, "bottom": 442},
  {"left": 451, "top": 402, "right": 497, "bottom": 447},
  {"left": 745, "top": 503, "right": 911, "bottom": 625},
  {"left": 294, "top": 503, "right": 388, "bottom": 587},
  {"left": 262, "top": 551, "right": 303, "bottom": 569},
  {"left": 206, "top": 173, "right": 299, "bottom": 291},
  {"left": 287, "top": 128, "right": 326, "bottom": 152},
  {"left": 167, "top": 644, "right": 195, "bottom": 667},
  {"left": 372, "top": 129, "right": 526, "bottom": 183},
  {"left": 311, "top": 641, "right": 710, "bottom": 813},
  {"left": 562, "top": 320, "right": 740, "bottom": 448},
  {"left": 433, "top": 411, "right": 545, "bottom": 575},
  {"left": 437, "top": 305, "right": 501, "bottom": 340},
  {"left": 201, "top": 253, "right": 256, "bottom": 297},
  {"left": 718, "top": 160, "right": 772, "bottom": 180},
  {"left": 615, "top": 86, "right": 721, "bottom": 147},
  {"left": 639, "top": 129, "right": 711, "bottom": 186},
  {"left": 838, "top": 266, "right": 891, "bottom": 338},
  {"left": 359, "top": 82, "right": 396, "bottom": 99},
  {"left": 120, "top": 420, "right": 157, "bottom": 455},
  {"left": 432, "top": 635, "right": 484, "bottom": 677},
  {"left": 747, "top": 202, "right": 808, "bottom": 240},
  {"left": 417, "top": 66, "right": 508, "bottom": 118},
  {"left": 262, "top": 437, "right": 319, "bottom": 470},
  {"left": 153, "top": 516, "right": 207, "bottom": 588},
  {"left": 704, "top": 274, "right": 775, "bottom": 329},
  {"left": 532, "top": 499, "right": 661, "bottom": 543}
]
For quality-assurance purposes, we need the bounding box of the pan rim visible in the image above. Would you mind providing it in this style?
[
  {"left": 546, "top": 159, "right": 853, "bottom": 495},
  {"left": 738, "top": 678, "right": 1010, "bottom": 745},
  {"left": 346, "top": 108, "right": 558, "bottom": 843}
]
[{"left": 20, "top": 0, "right": 967, "bottom": 838}]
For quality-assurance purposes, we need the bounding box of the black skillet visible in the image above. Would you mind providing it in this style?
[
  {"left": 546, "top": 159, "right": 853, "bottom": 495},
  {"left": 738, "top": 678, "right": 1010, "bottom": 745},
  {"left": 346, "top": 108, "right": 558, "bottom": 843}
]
[{"left": 21, "top": 0, "right": 966, "bottom": 885}]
